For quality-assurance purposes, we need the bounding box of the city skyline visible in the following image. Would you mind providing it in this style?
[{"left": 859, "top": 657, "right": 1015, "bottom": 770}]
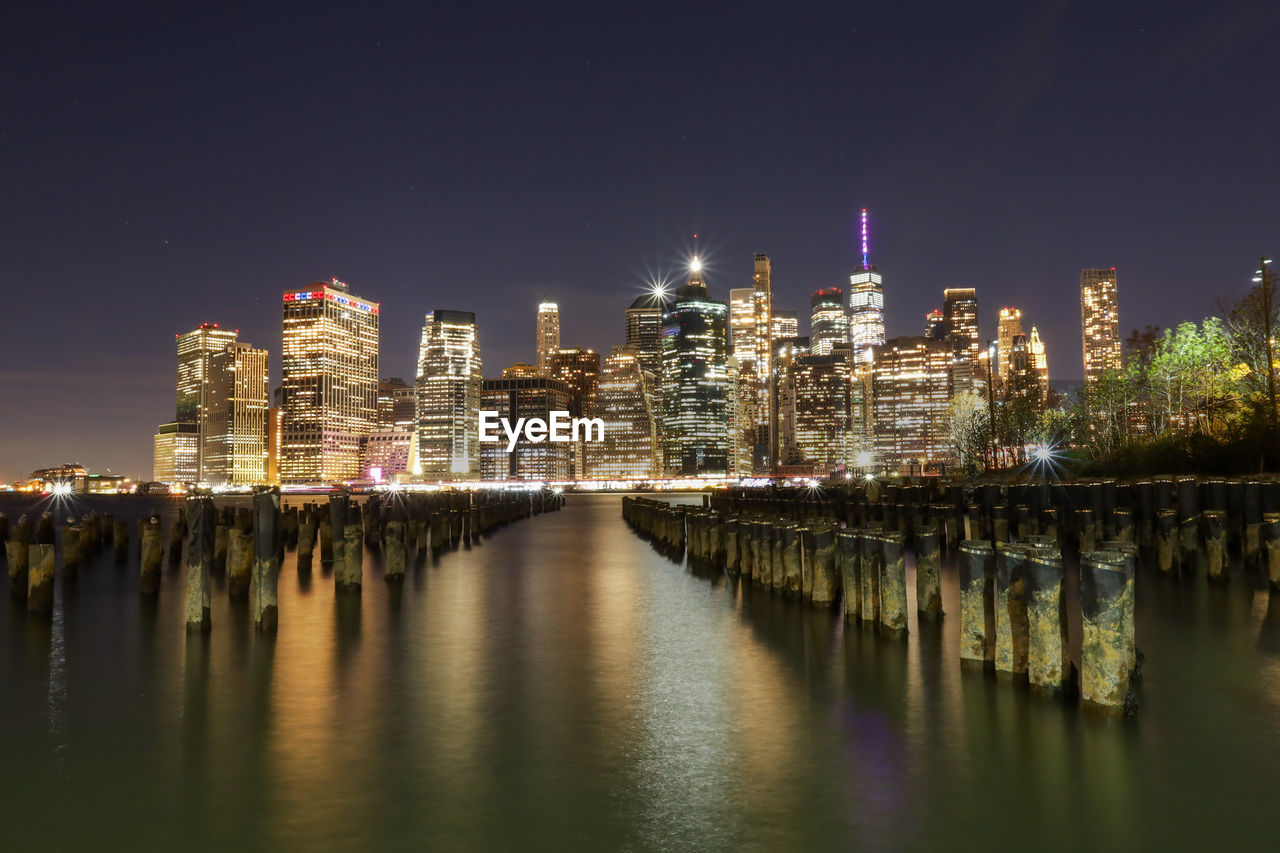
[{"left": 4, "top": 2, "right": 1278, "bottom": 479}]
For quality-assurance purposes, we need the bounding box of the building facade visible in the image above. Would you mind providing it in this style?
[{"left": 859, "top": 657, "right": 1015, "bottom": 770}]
[
  {"left": 792, "top": 350, "right": 854, "bottom": 474},
  {"left": 660, "top": 263, "right": 732, "bottom": 476},
  {"left": 175, "top": 323, "right": 239, "bottom": 481},
  {"left": 376, "top": 377, "right": 416, "bottom": 430},
  {"left": 153, "top": 422, "right": 199, "bottom": 485},
  {"left": 586, "top": 346, "right": 659, "bottom": 480},
  {"left": 942, "top": 287, "right": 980, "bottom": 370},
  {"left": 1081, "top": 267, "right": 1121, "bottom": 382},
  {"left": 1028, "top": 326, "right": 1050, "bottom": 395},
  {"left": 204, "top": 341, "right": 269, "bottom": 486},
  {"left": 996, "top": 306, "right": 1023, "bottom": 381},
  {"left": 279, "top": 279, "right": 379, "bottom": 484},
  {"left": 810, "top": 287, "right": 848, "bottom": 356},
  {"left": 416, "top": 309, "right": 482, "bottom": 478},
  {"left": 536, "top": 301, "right": 560, "bottom": 374},
  {"left": 871, "top": 336, "right": 955, "bottom": 475},
  {"left": 479, "top": 376, "right": 572, "bottom": 481}
]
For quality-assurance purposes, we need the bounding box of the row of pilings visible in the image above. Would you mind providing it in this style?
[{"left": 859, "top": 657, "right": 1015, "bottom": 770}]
[
  {"left": 0, "top": 488, "right": 563, "bottom": 633},
  {"left": 623, "top": 482, "right": 1171, "bottom": 716}
]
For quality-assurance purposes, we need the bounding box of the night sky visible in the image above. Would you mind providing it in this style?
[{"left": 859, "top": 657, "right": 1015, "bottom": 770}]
[{"left": 3, "top": 1, "right": 1277, "bottom": 481}]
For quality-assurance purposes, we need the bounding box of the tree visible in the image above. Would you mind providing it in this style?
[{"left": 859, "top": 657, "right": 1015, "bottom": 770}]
[
  {"left": 1224, "top": 268, "right": 1280, "bottom": 430},
  {"left": 946, "top": 391, "right": 989, "bottom": 475}
]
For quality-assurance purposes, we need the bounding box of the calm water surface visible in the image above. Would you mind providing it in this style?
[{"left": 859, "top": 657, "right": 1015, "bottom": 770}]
[{"left": 2, "top": 493, "right": 1280, "bottom": 851}]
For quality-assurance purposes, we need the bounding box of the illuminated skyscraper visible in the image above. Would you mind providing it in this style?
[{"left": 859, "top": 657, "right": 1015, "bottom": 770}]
[
  {"left": 792, "top": 350, "right": 855, "bottom": 473},
  {"left": 997, "top": 306, "right": 1023, "bottom": 381},
  {"left": 848, "top": 209, "right": 885, "bottom": 365},
  {"left": 942, "top": 287, "right": 980, "bottom": 370},
  {"left": 1028, "top": 326, "right": 1050, "bottom": 395},
  {"left": 750, "top": 253, "right": 774, "bottom": 382},
  {"left": 416, "top": 309, "right": 482, "bottom": 478},
  {"left": 625, "top": 290, "right": 671, "bottom": 380},
  {"left": 872, "top": 337, "right": 955, "bottom": 475},
  {"left": 1081, "top": 268, "right": 1121, "bottom": 383},
  {"left": 810, "top": 287, "right": 848, "bottom": 356},
  {"left": 205, "top": 342, "right": 269, "bottom": 486},
  {"left": 925, "top": 309, "right": 945, "bottom": 339},
  {"left": 376, "top": 378, "right": 416, "bottom": 430},
  {"left": 479, "top": 375, "right": 571, "bottom": 481},
  {"left": 660, "top": 258, "right": 731, "bottom": 476},
  {"left": 587, "top": 346, "right": 660, "bottom": 480},
  {"left": 175, "top": 323, "right": 239, "bottom": 480},
  {"left": 551, "top": 347, "right": 601, "bottom": 479},
  {"left": 536, "top": 301, "right": 560, "bottom": 374},
  {"left": 280, "top": 279, "right": 379, "bottom": 484},
  {"left": 153, "top": 422, "right": 199, "bottom": 486},
  {"left": 770, "top": 335, "right": 810, "bottom": 472},
  {"left": 771, "top": 310, "right": 799, "bottom": 340}
]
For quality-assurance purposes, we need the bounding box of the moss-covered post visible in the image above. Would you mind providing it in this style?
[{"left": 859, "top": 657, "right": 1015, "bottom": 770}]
[
  {"left": 1202, "top": 509, "right": 1227, "bottom": 583},
  {"left": 6, "top": 527, "right": 29, "bottom": 595},
  {"left": 1075, "top": 508, "right": 1096, "bottom": 555},
  {"left": 1040, "top": 506, "right": 1058, "bottom": 544},
  {"left": 27, "top": 543, "right": 55, "bottom": 615},
  {"left": 329, "top": 491, "right": 349, "bottom": 573},
  {"left": 1080, "top": 551, "right": 1130, "bottom": 713},
  {"left": 1156, "top": 509, "right": 1176, "bottom": 574},
  {"left": 185, "top": 496, "right": 214, "bottom": 632},
  {"left": 227, "top": 528, "right": 253, "bottom": 599},
  {"left": 770, "top": 521, "right": 785, "bottom": 591},
  {"left": 297, "top": 514, "right": 316, "bottom": 573},
  {"left": 880, "top": 531, "right": 907, "bottom": 637},
  {"left": 809, "top": 524, "right": 838, "bottom": 606},
  {"left": 113, "top": 519, "right": 129, "bottom": 563},
  {"left": 959, "top": 540, "right": 994, "bottom": 668},
  {"left": 859, "top": 531, "right": 881, "bottom": 625},
  {"left": 915, "top": 524, "right": 942, "bottom": 620},
  {"left": 1114, "top": 507, "right": 1134, "bottom": 544},
  {"left": 140, "top": 515, "right": 163, "bottom": 595},
  {"left": 1263, "top": 513, "right": 1280, "bottom": 590},
  {"left": 337, "top": 505, "right": 363, "bottom": 592},
  {"left": 385, "top": 520, "right": 407, "bottom": 582},
  {"left": 253, "top": 487, "right": 281, "bottom": 631},
  {"left": 780, "top": 523, "right": 802, "bottom": 596},
  {"left": 1025, "top": 545, "right": 1069, "bottom": 694},
  {"left": 993, "top": 543, "right": 1029, "bottom": 680},
  {"left": 837, "top": 529, "right": 860, "bottom": 621}
]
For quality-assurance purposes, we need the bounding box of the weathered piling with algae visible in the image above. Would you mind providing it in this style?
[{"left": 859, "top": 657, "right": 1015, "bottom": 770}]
[
  {"left": 167, "top": 511, "right": 184, "bottom": 564},
  {"left": 385, "top": 520, "right": 407, "bottom": 582},
  {"left": 959, "top": 540, "right": 994, "bottom": 668},
  {"left": 1156, "top": 509, "right": 1176, "bottom": 574},
  {"left": 723, "top": 518, "right": 740, "bottom": 576},
  {"left": 60, "top": 522, "right": 82, "bottom": 581},
  {"left": 213, "top": 512, "right": 229, "bottom": 573},
  {"left": 1265, "top": 513, "right": 1280, "bottom": 590},
  {"left": 837, "top": 530, "right": 860, "bottom": 621},
  {"left": 859, "top": 530, "right": 881, "bottom": 625},
  {"left": 1202, "top": 510, "right": 1227, "bottom": 582},
  {"left": 113, "top": 519, "right": 129, "bottom": 562},
  {"left": 1025, "top": 544, "right": 1070, "bottom": 694},
  {"left": 880, "top": 531, "right": 907, "bottom": 637},
  {"left": 809, "top": 524, "right": 839, "bottom": 606},
  {"left": 993, "top": 543, "right": 1029, "bottom": 680},
  {"left": 227, "top": 528, "right": 253, "bottom": 599},
  {"left": 185, "top": 496, "right": 214, "bottom": 631},
  {"left": 7, "top": 530, "right": 30, "bottom": 595},
  {"left": 140, "top": 515, "right": 163, "bottom": 595},
  {"left": 1080, "top": 550, "right": 1132, "bottom": 714},
  {"left": 915, "top": 524, "right": 942, "bottom": 620},
  {"left": 28, "top": 544, "right": 55, "bottom": 615},
  {"left": 330, "top": 491, "right": 350, "bottom": 573},
  {"left": 338, "top": 511, "right": 363, "bottom": 592},
  {"left": 297, "top": 514, "right": 316, "bottom": 573},
  {"left": 780, "top": 523, "right": 802, "bottom": 596},
  {"left": 253, "top": 488, "right": 281, "bottom": 631},
  {"left": 1075, "top": 508, "right": 1096, "bottom": 555}
]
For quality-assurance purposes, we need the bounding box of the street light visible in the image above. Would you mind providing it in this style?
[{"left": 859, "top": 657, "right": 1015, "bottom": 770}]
[
  {"left": 1252, "top": 257, "right": 1276, "bottom": 429},
  {"left": 980, "top": 341, "right": 998, "bottom": 469}
]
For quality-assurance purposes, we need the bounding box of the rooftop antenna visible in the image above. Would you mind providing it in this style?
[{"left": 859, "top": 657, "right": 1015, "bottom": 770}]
[{"left": 860, "top": 209, "right": 869, "bottom": 269}]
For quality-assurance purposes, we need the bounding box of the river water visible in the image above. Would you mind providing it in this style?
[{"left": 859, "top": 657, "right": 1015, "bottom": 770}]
[{"left": 1, "top": 492, "right": 1279, "bottom": 851}]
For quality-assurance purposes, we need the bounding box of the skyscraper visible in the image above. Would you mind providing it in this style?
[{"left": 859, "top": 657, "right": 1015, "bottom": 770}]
[
  {"left": 175, "top": 323, "right": 239, "bottom": 481},
  {"left": 771, "top": 310, "right": 799, "bottom": 340},
  {"left": 280, "top": 279, "right": 379, "bottom": 484},
  {"left": 1028, "top": 326, "right": 1050, "bottom": 395},
  {"left": 536, "top": 301, "right": 560, "bottom": 374},
  {"left": 925, "top": 309, "right": 945, "bottom": 339},
  {"left": 204, "top": 341, "right": 269, "bottom": 486},
  {"left": 996, "top": 306, "right": 1023, "bottom": 381},
  {"left": 751, "top": 253, "right": 774, "bottom": 381},
  {"left": 792, "top": 350, "right": 854, "bottom": 473},
  {"left": 809, "top": 287, "right": 848, "bottom": 356},
  {"left": 1081, "top": 267, "right": 1121, "bottom": 382},
  {"left": 587, "top": 346, "right": 660, "bottom": 480},
  {"left": 848, "top": 209, "right": 885, "bottom": 365},
  {"left": 416, "top": 309, "right": 482, "bottom": 478},
  {"left": 942, "top": 288, "right": 980, "bottom": 369},
  {"left": 871, "top": 336, "right": 955, "bottom": 475},
  {"left": 153, "top": 421, "right": 199, "bottom": 486},
  {"left": 660, "top": 258, "right": 731, "bottom": 476},
  {"left": 376, "top": 378, "right": 416, "bottom": 430},
  {"left": 551, "top": 346, "right": 601, "bottom": 478},
  {"left": 479, "top": 375, "right": 571, "bottom": 481},
  {"left": 625, "top": 290, "right": 671, "bottom": 380}
]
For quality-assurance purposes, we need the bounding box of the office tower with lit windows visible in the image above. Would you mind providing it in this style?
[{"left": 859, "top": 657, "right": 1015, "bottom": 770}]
[
  {"left": 660, "top": 259, "right": 731, "bottom": 476},
  {"left": 376, "top": 378, "right": 416, "bottom": 431},
  {"left": 416, "top": 309, "right": 482, "bottom": 478},
  {"left": 771, "top": 310, "right": 799, "bottom": 340},
  {"left": 266, "top": 407, "right": 281, "bottom": 485},
  {"left": 810, "top": 287, "right": 848, "bottom": 356},
  {"left": 280, "top": 279, "right": 380, "bottom": 484},
  {"left": 204, "top": 342, "right": 269, "bottom": 486},
  {"left": 848, "top": 209, "right": 885, "bottom": 365},
  {"left": 625, "top": 291, "right": 671, "bottom": 380},
  {"left": 153, "top": 421, "right": 200, "bottom": 486},
  {"left": 1028, "top": 327, "right": 1050, "bottom": 395},
  {"left": 942, "top": 288, "right": 980, "bottom": 369},
  {"left": 871, "top": 336, "right": 955, "bottom": 475},
  {"left": 925, "top": 309, "right": 945, "bottom": 339},
  {"left": 587, "top": 346, "right": 660, "bottom": 480},
  {"left": 479, "top": 375, "right": 572, "bottom": 481},
  {"left": 770, "top": 336, "right": 810, "bottom": 472},
  {"left": 175, "top": 323, "right": 239, "bottom": 480},
  {"left": 1081, "top": 267, "right": 1121, "bottom": 382},
  {"left": 536, "top": 302, "right": 560, "bottom": 374},
  {"left": 550, "top": 347, "right": 601, "bottom": 478},
  {"left": 792, "top": 350, "right": 854, "bottom": 473},
  {"left": 729, "top": 287, "right": 756, "bottom": 356},
  {"left": 997, "top": 306, "right": 1023, "bottom": 381}
]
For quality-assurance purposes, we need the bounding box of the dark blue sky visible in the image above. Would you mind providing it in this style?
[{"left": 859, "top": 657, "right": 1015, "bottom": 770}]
[{"left": 2, "top": 0, "right": 1277, "bottom": 480}]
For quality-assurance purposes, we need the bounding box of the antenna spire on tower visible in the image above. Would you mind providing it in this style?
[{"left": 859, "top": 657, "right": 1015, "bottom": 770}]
[{"left": 860, "top": 208, "right": 869, "bottom": 269}]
